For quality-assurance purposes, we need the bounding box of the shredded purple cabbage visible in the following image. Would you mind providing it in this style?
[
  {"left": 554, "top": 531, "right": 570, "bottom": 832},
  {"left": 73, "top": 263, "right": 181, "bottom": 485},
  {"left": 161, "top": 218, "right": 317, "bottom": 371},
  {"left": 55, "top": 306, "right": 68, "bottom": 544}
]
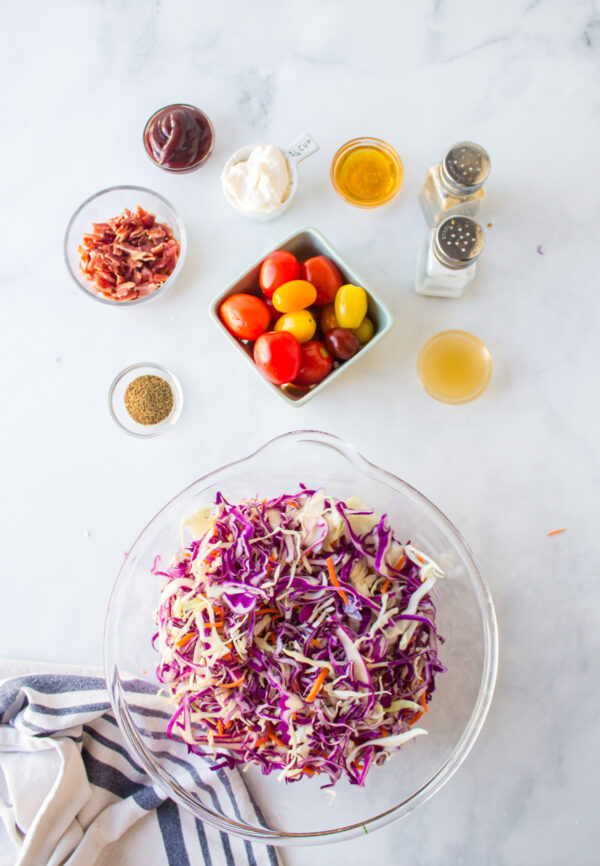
[{"left": 153, "top": 488, "right": 446, "bottom": 786}]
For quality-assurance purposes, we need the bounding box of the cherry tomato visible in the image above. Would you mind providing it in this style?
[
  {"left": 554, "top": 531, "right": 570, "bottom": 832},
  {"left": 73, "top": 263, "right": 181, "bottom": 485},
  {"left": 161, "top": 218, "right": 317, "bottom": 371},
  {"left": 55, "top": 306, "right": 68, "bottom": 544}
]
[
  {"left": 259, "top": 251, "right": 301, "bottom": 298},
  {"left": 220, "top": 293, "right": 271, "bottom": 341},
  {"left": 334, "top": 284, "right": 368, "bottom": 329},
  {"left": 352, "top": 316, "right": 375, "bottom": 345},
  {"left": 300, "top": 255, "right": 344, "bottom": 306},
  {"left": 264, "top": 296, "right": 282, "bottom": 326},
  {"left": 294, "top": 340, "right": 334, "bottom": 386},
  {"left": 273, "top": 280, "right": 317, "bottom": 313},
  {"left": 325, "top": 327, "right": 361, "bottom": 360},
  {"left": 320, "top": 303, "right": 339, "bottom": 334},
  {"left": 274, "top": 310, "right": 317, "bottom": 343},
  {"left": 254, "top": 331, "right": 302, "bottom": 385}
]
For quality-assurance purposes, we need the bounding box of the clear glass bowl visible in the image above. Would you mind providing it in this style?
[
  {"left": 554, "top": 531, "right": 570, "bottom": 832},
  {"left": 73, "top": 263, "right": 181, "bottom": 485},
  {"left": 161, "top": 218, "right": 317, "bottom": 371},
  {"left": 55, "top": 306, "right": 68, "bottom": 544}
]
[
  {"left": 108, "top": 362, "right": 183, "bottom": 437},
  {"left": 64, "top": 185, "right": 187, "bottom": 306},
  {"left": 104, "top": 431, "right": 498, "bottom": 846}
]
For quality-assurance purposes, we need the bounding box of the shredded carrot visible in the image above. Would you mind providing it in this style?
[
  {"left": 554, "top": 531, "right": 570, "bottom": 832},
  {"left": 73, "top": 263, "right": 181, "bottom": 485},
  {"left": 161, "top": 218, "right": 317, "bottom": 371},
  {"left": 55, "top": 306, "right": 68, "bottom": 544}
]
[
  {"left": 409, "top": 711, "right": 423, "bottom": 725},
  {"left": 141, "top": 669, "right": 147, "bottom": 675},
  {"left": 416, "top": 554, "right": 424, "bottom": 564},
  {"left": 394, "top": 553, "right": 406, "bottom": 570},
  {"left": 256, "top": 607, "right": 279, "bottom": 616},
  {"left": 420, "top": 692, "right": 428, "bottom": 713},
  {"left": 175, "top": 633, "right": 194, "bottom": 648},
  {"left": 217, "top": 719, "right": 224, "bottom": 735},
  {"left": 269, "top": 731, "right": 287, "bottom": 749},
  {"left": 217, "top": 676, "right": 245, "bottom": 689},
  {"left": 204, "top": 621, "right": 224, "bottom": 630},
  {"left": 213, "top": 605, "right": 225, "bottom": 616},
  {"left": 381, "top": 579, "right": 391, "bottom": 594},
  {"left": 300, "top": 767, "right": 315, "bottom": 776},
  {"left": 326, "top": 557, "right": 349, "bottom": 606},
  {"left": 288, "top": 500, "right": 299, "bottom": 508},
  {"left": 305, "top": 667, "right": 328, "bottom": 703},
  {"left": 255, "top": 730, "right": 268, "bottom": 748},
  {"left": 310, "top": 638, "right": 322, "bottom": 647},
  {"left": 547, "top": 528, "right": 566, "bottom": 536},
  {"left": 380, "top": 727, "right": 389, "bottom": 737}
]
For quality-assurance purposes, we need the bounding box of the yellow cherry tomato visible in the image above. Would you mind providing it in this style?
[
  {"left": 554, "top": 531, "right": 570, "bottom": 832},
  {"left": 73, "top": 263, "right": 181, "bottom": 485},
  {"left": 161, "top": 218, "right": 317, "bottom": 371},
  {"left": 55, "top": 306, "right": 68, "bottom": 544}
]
[
  {"left": 272, "top": 280, "right": 317, "bottom": 313},
  {"left": 334, "top": 284, "right": 368, "bottom": 329},
  {"left": 274, "top": 310, "right": 317, "bottom": 344},
  {"left": 320, "top": 303, "right": 338, "bottom": 334},
  {"left": 352, "top": 316, "right": 374, "bottom": 345}
]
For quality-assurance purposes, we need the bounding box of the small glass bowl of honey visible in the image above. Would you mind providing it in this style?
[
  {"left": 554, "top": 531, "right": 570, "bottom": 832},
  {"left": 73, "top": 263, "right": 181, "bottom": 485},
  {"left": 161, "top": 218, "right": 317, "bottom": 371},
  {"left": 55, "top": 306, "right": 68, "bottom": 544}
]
[
  {"left": 331, "top": 137, "right": 404, "bottom": 208},
  {"left": 417, "top": 330, "right": 492, "bottom": 404}
]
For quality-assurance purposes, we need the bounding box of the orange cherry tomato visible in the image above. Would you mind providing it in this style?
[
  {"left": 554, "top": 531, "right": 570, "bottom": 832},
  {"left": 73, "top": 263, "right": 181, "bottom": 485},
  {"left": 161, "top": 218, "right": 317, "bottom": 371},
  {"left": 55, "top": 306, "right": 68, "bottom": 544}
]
[
  {"left": 320, "top": 303, "right": 339, "bottom": 334},
  {"left": 272, "top": 280, "right": 317, "bottom": 313},
  {"left": 219, "top": 293, "right": 271, "bottom": 341}
]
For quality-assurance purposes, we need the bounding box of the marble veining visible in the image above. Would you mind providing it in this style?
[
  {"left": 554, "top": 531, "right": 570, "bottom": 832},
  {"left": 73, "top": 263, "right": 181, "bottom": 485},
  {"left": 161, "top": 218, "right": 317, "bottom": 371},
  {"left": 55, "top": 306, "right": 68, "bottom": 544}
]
[{"left": 0, "top": 0, "right": 599, "bottom": 864}]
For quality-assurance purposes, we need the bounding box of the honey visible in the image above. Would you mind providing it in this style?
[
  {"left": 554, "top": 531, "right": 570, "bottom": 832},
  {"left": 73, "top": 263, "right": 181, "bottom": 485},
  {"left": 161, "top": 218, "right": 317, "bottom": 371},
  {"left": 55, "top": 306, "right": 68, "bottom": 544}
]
[
  {"left": 417, "top": 330, "right": 492, "bottom": 404},
  {"left": 331, "top": 138, "right": 403, "bottom": 207}
]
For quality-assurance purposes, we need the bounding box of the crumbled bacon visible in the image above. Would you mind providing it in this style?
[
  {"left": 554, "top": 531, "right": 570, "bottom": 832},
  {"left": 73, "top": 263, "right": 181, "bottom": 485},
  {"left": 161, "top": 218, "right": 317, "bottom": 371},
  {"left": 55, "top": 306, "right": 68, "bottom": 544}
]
[{"left": 78, "top": 206, "right": 180, "bottom": 301}]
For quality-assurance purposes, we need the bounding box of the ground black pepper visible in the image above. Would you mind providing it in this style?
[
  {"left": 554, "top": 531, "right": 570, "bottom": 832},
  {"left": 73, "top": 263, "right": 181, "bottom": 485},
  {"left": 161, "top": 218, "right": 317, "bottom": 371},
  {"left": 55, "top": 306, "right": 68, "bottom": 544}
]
[{"left": 124, "top": 375, "right": 174, "bottom": 425}]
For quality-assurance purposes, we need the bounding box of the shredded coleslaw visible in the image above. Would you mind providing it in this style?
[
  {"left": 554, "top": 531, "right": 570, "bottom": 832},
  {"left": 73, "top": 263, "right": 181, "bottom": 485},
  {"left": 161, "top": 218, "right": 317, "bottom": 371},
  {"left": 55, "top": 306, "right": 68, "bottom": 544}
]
[{"left": 153, "top": 487, "right": 446, "bottom": 786}]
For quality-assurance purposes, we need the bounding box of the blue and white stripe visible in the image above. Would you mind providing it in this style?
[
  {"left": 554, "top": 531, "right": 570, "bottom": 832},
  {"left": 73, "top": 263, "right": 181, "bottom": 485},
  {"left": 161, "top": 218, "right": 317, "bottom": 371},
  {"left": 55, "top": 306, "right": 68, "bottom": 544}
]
[{"left": 0, "top": 671, "right": 280, "bottom": 866}]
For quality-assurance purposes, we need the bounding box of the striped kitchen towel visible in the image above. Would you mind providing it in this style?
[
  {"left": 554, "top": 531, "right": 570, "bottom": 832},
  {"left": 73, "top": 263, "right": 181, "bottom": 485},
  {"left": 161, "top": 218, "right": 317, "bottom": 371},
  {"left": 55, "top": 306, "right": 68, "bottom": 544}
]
[{"left": 0, "top": 660, "right": 281, "bottom": 866}]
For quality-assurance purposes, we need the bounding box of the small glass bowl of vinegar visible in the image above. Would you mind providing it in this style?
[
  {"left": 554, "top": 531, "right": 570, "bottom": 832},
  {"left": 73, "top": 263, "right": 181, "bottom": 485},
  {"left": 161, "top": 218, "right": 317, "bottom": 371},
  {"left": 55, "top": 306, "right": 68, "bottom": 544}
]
[
  {"left": 417, "top": 330, "right": 492, "bottom": 404},
  {"left": 331, "top": 137, "right": 404, "bottom": 208}
]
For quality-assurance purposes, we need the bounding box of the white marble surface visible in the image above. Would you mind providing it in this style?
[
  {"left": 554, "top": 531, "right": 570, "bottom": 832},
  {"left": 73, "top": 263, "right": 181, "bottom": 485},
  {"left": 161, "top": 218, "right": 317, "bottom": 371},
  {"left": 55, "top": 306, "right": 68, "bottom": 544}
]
[{"left": 1, "top": 0, "right": 599, "bottom": 863}]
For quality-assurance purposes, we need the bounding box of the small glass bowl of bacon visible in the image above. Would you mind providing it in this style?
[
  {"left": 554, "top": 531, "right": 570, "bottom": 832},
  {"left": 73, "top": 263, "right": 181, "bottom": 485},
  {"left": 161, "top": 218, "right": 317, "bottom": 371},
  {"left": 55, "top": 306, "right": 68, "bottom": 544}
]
[{"left": 64, "top": 186, "right": 186, "bottom": 306}]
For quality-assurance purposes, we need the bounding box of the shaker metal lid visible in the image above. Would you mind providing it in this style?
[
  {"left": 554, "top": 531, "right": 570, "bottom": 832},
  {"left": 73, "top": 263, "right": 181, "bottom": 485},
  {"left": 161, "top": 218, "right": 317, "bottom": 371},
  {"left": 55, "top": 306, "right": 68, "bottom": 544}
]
[
  {"left": 441, "top": 142, "right": 491, "bottom": 193},
  {"left": 433, "top": 216, "right": 485, "bottom": 269}
]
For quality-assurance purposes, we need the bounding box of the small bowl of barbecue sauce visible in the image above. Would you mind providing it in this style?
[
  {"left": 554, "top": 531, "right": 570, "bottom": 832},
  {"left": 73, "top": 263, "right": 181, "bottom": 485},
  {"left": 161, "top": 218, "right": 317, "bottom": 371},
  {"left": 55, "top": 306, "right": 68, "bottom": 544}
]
[{"left": 143, "top": 104, "right": 215, "bottom": 173}]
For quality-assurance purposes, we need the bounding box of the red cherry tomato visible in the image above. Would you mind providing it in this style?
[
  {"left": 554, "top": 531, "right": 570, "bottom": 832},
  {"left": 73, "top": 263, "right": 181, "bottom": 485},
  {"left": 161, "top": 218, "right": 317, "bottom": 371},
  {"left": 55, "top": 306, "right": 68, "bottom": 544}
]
[
  {"left": 325, "top": 327, "right": 361, "bottom": 360},
  {"left": 300, "top": 255, "right": 344, "bottom": 306},
  {"left": 219, "top": 293, "right": 271, "bottom": 341},
  {"left": 259, "top": 251, "right": 301, "bottom": 298},
  {"left": 254, "top": 331, "right": 302, "bottom": 385},
  {"left": 293, "top": 340, "right": 334, "bottom": 386}
]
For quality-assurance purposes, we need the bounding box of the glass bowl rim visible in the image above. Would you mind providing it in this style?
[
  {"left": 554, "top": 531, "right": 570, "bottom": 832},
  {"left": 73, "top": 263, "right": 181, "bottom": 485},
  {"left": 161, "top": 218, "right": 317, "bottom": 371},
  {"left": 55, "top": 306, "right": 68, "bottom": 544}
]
[
  {"left": 330, "top": 137, "right": 404, "bottom": 208},
  {"left": 104, "top": 429, "right": 498, "bottom": 845},
  {"left": 63, "top": 184, "right": 187, "bottom": 307}
]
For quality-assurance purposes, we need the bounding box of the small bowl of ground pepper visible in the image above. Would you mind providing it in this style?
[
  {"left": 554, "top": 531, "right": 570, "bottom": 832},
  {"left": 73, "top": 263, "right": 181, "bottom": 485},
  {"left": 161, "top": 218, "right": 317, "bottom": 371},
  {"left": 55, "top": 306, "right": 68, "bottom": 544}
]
[{"left": 109, "top": 363, "right": 183, "bottom": 437}]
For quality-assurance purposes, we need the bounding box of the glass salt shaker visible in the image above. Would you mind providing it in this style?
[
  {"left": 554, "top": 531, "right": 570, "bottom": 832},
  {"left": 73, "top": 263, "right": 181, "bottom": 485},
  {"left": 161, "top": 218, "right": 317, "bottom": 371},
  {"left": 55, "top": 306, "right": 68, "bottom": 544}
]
[
  {"left": 415, "top": 215, "right": 485, "bottom": 298},
  {"left": 418, "top": 142, "right": 491, "bottom": 226}
]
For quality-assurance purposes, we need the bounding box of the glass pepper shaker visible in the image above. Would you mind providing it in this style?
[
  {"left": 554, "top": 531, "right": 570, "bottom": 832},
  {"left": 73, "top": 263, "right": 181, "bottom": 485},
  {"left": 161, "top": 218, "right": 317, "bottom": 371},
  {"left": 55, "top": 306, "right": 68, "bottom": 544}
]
[
  {"left": 418, "top": 142, "right": 491, "bottom": 226},
  {"left": 415, "top": 215, "right": 485, "bottom": 298}
]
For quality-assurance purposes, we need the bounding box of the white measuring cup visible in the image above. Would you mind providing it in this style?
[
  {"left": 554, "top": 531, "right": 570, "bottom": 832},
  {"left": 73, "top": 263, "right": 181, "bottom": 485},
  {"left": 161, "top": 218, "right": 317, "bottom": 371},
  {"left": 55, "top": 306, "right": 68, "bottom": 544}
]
[{"left": 221, "top": 132, "right": 319, "bottom": 221}]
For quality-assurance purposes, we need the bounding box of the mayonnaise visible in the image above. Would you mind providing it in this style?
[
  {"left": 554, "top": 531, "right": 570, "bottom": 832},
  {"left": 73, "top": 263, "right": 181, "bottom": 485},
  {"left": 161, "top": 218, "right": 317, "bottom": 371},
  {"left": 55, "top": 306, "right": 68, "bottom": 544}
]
[{"left": 221, "top": 145, "right": 292, "bottom": 214}]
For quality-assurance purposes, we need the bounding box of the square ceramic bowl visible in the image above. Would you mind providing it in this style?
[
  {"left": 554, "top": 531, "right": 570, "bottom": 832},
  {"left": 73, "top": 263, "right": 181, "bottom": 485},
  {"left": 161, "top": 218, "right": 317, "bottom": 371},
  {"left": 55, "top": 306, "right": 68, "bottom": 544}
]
[{"left": 208, "top": 227, "right": 394, "bottom": 406}]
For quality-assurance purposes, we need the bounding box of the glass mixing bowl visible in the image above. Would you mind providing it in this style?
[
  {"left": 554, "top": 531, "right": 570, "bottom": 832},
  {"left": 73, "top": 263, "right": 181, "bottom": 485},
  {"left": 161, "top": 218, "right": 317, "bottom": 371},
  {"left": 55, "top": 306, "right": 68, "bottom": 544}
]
[{"left": 104, "top": 431, "right": 498, "bottom": 846}]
